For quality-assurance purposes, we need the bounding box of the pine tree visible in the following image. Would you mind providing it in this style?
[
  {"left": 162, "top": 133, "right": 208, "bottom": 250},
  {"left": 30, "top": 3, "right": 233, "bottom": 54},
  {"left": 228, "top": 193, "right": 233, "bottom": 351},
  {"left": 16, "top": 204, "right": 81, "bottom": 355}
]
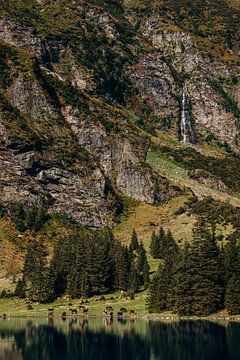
[
  {"left": 150, "top": 231, "right": 161, "bottom": 259},
  {"left": 67, "top": 235, "right": 91, "bottom": 298},
  {"left": 102, "top": 228, "right": 116, "bottom": 292},
  {"left": 146, "top": 257, "right": 173, "bottom": 313},
  {"left": 23, "top": 239, "right": 50, "bottom": 303},
  {"left": 146, "top": 269, "right": 163, "bottom": 313},
  {"left": 224, "top": 238, "right": 240, "bottom": 314},
  {"left": 14, "top": 278, "right": 26, "bottom": 298},
  {"left": 191, "top": 221, "right": 224, "bottom": 315},
  {"left": 127, "top": 243, "right": 140, "bottom": 293},
  {"left": 50, "top": 235, "right": 76, "bottom": 298},
  {"left": 114, "top": 245, "right": 129, "bottom": 291},
  {"left": 225, "top": 272, "right": 240, "bottom": 315},
  {"left": 165, "top": 230, "right": 179, "bottom": 259},
  {"left": 223, "top": 236, "right": 239, "bottom": 285},
  {"left": 129, "top": 229, "right": 139, "bottom": 251},
  {"left": 136, "top": 241, "right": 150, "bottom": 288},
  {"left": 83, "top": 232, "right": 114, "bottom": 296},
  {"left": 128, "top": 262, "right": 140, "bottom": 293},
  {"left": 53, "top": 228, "right": 119, "bottom": 299},
  {"left": 43, "top": 267, "right": 56, "bottom": 303},
  {"left": 171, "top": 219, "right": 223, "bottom": 316},
  {"left": 169, "top": 243, "right": 194, "bottom": 315},
  {"left": 67, "top": 254, "right": 78, "bottom": 299},
  {"left": 147, "top": 230, "right": 178, "bottom": 313},
  {"left": 158, "top": 227, "right": 166, "bottom": 258},
  {"left": 97, "top": 235, "right": 113, "bottom": 293}
]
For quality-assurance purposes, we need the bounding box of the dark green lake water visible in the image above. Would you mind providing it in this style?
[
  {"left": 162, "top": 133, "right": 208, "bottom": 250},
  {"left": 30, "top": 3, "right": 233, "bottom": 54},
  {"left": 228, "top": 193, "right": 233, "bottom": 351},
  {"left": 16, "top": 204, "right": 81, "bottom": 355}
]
[{"left": 0, "top": 318, "right": 240, "bottom": 360}]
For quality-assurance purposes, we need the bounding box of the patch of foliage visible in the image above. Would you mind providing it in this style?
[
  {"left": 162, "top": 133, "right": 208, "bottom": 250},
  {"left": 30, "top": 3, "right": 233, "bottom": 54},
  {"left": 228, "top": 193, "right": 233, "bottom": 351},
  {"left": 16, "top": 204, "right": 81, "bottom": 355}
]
[
  {"left": 210, "top": 79, "right": 240, "bottom": 120},
  {"left": 8, "top": 197, "right": 53, "bottom": 233},
  {"left": 147, "top": 216, "right": 240, "bottom": 316},
  {"left": 190, "top": 197, "right": 240, "bottom": 230},
  {"left": 158, "top": 145, "right": 240, "bottom": 192},
  {"left": 126, "top": 0, "right": 240, "bottom": 62},
  {"left": 21, "top": 228, "right": 149, "bottom": 302},
  {"left": 0, "top": 94, "right": 43, "bottom": 151}
]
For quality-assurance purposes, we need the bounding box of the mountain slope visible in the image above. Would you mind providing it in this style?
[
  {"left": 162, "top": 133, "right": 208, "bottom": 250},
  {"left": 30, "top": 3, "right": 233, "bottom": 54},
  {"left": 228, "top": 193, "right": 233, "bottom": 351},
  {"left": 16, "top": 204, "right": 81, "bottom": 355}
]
[{"left": 0, "top": 0, "right": 240, "bottom": 231}]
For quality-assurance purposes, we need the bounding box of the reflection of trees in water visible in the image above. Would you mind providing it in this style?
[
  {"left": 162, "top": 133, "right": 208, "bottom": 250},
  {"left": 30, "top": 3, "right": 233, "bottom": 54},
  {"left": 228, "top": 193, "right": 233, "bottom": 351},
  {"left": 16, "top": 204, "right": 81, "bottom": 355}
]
[
  {"left": 0, "top": 322, "right": 150, "bottom": 360},
  {"left": 0, "top": 344, "right": 22, "bottom": 360},
  {"left": 0, "top": 331, "right": 22, "bottom": 360},
  {"left": 1, "top": 320, "right": 240, "bottom": 360},
  {"left": 148, "top": 320, "right": 240, "bottom": 360},
  {"left": 226, "top": 323, "right": 240, "bottom": 360},
  {"left": 68, "top": 327, "right": 150, "bottom": 360},
  {"left": 0, "top": 346, "right": 22, "bottom": 360}
]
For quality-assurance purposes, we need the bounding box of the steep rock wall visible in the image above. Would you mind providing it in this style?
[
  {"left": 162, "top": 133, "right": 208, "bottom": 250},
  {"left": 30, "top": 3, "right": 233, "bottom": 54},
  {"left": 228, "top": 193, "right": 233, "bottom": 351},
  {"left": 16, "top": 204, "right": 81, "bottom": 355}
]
[{"left": 133, "top": 21, "right": 239, "bottom": 145}]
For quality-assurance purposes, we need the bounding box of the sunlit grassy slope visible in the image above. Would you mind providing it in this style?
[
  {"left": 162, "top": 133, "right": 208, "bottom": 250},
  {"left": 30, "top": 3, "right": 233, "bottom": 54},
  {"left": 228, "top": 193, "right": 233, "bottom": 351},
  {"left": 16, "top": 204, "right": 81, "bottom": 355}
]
[
  {"left": 147, "top": 149, "right": 240, "bottom": 207},
  {"left": 114, "top": 142, "right": 240, "bottom": 264},
  {"left": 0, "top": 291, "right": 148, "bottom": 317},
  {"left": 114, "top": 195, "right": 195, "bottom": 243}
]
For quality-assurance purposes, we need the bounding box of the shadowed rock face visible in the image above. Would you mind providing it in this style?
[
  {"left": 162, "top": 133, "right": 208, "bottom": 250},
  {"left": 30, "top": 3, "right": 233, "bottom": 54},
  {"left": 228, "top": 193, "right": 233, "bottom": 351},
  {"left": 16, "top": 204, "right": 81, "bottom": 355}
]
[
  {"left": 0, "top": 10, "right": 170, "bottom": 227},
  {"left": 62, "top": 104, "right": 165, "bottom": 203},
  {"left": 0, "top": 72, "right": 164, "bottom": 226}
]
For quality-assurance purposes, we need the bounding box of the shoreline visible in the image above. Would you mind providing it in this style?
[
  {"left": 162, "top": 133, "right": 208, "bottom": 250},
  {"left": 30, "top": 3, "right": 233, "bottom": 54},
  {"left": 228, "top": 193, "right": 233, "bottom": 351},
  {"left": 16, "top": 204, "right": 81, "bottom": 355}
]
[
  {"left": 1, "top": 313, "right": 240, "bottom": 322},
  {"left": 142, "top": 314, "right": 240, "bottom": 322},
  {"left": 1, "top": 297, "right": 240, "bottom": 322}
]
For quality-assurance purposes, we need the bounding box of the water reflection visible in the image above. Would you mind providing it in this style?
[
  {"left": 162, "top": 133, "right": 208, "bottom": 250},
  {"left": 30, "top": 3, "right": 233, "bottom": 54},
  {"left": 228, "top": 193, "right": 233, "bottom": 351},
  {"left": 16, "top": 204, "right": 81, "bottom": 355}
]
[{"left": 0, "top": 318, "right": 240, "bottom": 360}]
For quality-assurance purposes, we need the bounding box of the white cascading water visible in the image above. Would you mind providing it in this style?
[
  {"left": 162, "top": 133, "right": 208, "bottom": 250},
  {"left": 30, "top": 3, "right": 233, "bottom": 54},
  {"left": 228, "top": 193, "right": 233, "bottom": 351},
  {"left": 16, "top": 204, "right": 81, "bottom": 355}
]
[
  {"left": 180, "top": 89, "right": 194, "bottom": 143},
  {"left": 180, "top": 89, "right": 187, "bottom": 143}
]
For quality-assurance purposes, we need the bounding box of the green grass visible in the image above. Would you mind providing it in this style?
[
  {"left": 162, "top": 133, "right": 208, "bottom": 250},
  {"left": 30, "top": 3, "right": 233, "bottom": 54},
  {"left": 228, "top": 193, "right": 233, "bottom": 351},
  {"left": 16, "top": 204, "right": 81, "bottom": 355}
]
[
  {"left": 1, "top": 293, "right": 240, "bottom": 319},
  {"left": 147, "top": 149, "right": 240, "bottom": 207},
  {"left": 0, "top": 291, "right": 148, "bottom": 318}
]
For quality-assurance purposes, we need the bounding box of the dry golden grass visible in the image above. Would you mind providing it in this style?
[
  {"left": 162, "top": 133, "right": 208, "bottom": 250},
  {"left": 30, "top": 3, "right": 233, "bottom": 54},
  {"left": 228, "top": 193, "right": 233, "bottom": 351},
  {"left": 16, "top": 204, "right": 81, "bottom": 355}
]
[
  {"left": 114, "top": 194, "right": 194, "bottom": 247},
  {"left": 228, "top": 0, "right": 240, "bottom": 9}
]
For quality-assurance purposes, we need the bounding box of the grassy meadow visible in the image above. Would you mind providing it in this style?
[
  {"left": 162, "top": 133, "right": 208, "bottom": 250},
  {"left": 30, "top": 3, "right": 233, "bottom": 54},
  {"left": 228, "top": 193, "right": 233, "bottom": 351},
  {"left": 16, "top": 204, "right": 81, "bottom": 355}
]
[{"left": 0, "top": 291, "right": 148, "bottom": 318}]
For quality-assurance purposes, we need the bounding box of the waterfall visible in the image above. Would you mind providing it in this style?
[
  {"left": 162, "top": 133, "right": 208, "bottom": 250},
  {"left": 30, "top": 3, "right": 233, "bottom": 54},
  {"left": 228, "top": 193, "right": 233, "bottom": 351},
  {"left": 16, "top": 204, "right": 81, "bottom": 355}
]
[
  {"left": 180, "top": 89, "right": 195, "bottom": 144},
  {"left": 180, "top": 90, "right": 187, "bottom": 144}
]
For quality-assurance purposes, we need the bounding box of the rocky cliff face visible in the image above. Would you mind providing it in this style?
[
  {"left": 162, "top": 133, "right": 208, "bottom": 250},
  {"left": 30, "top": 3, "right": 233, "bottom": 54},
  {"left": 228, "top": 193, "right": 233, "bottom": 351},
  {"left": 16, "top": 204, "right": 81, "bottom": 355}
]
[
  {"left": 0, "top": 5, "right": 170, "bottom": 227},
  {"left": 0, "top": 0, "right": 239, "bottom": 227},
  {"left": 132, "top": 22, "right": 239, "bottom": 145},
  {"left": 62, "top": 104, "right": 167, "bottom": 204}
]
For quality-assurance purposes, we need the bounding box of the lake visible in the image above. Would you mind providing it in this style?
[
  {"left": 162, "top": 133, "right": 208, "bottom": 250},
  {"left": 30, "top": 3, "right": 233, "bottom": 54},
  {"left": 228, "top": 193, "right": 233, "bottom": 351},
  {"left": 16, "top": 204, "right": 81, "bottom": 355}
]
[{"left": 0, "top": 318, "right": 240, "bottom": 360}]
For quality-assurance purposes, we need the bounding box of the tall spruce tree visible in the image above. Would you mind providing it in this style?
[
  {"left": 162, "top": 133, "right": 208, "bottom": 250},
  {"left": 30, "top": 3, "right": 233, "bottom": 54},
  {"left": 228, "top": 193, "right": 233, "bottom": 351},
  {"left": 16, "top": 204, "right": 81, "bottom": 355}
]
[
  {"left": 147, "top": 229, "right": 178, "bottom": 312},
  {"left": 223, "top": 236, "right": 239, "bottom": 285},
  {"left": 114, "top": 244, "right": 130, "bottom": 291},
  {"left": 50, "top": 236, "right": 76, "bottom": 299},
  {"left": 97, "top": 234, "right": 113, "bottom": 293},
  {"left": 158, "top": 227, "right": 166, "bottom": 258},
  {"left": 193, "top": 221, "right": 223, "bottom": 315},
  {"left": 52, "top": 228, "right": 120, "bottom": 299},
  {"left": 225, "top": 272, "right": 240, "bottom": 315},
  {"left": 136, "top": 241, "right": 150, "bottom": 288},
  {"left": 150, "top": 230, "right": 161, "bottom": 259},
  {"left": 130, "top": 229, "right": 139, "bottom": 251},
  {"left": 165, "top": 230, "right": 179, "bottom": 259},
  {"left": 128, "top": 262, "right": 140, "bottom": 293},
  {"left": 146, "top": 257, "right": 173, "bottom": 313},
  {"left": 23, "top": 240, "right": 50, "bottom": 302},
  {"left": 168, "top": 243, "right": 194, "bottom": 315},
  {"left": 224, "top": 239, "right": 240, "bottom": 314},
  {"left": 171, "top": 219, "right": 223, "bottom": 316},
  {"left": 67, "top": 238, "right": 84, "bottom": 299},
  {"left": 14, "top": 278, "right": 27, "bottom": 298}
]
